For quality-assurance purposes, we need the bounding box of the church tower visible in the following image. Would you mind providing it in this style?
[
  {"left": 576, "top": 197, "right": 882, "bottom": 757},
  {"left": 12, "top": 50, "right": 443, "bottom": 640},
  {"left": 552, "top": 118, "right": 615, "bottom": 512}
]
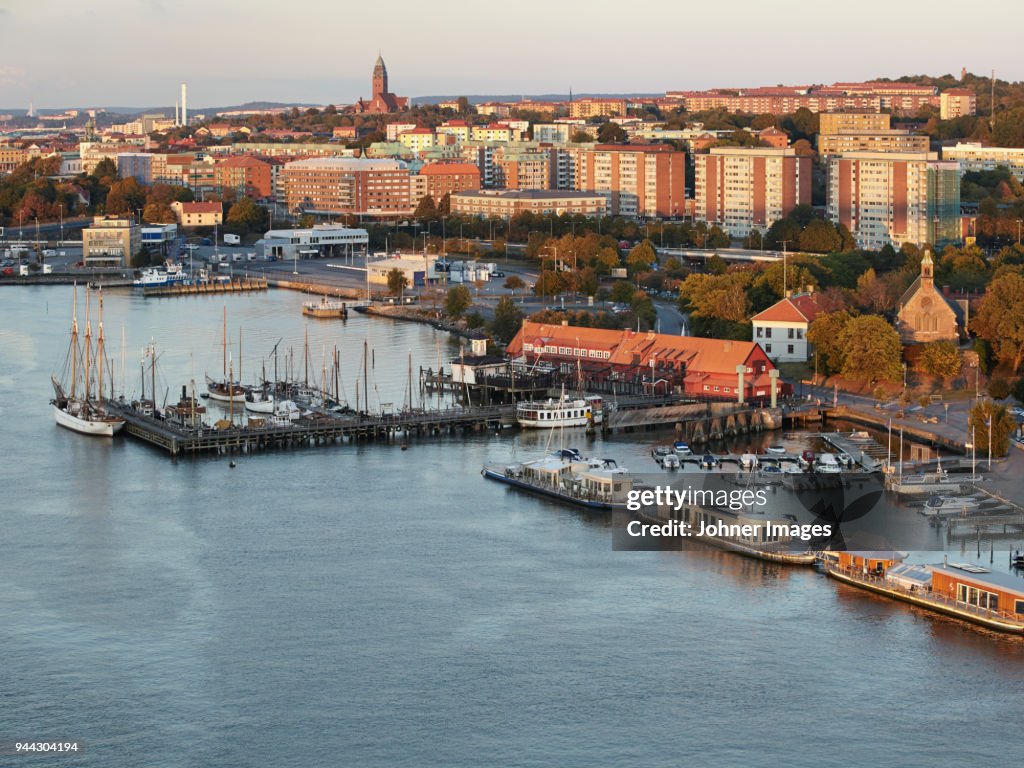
[
  {"left": 372, "top": 54, "right": 388, "bottom": 101},
  {"left": 920, "top": 248, "right": 934, "bottom": 285}
]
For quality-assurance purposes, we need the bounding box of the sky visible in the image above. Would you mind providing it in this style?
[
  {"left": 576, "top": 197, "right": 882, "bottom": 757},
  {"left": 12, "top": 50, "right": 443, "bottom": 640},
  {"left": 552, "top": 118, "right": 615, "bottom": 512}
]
[{"left": 0, "top": 0, "right": 1021, "bottom": 110}]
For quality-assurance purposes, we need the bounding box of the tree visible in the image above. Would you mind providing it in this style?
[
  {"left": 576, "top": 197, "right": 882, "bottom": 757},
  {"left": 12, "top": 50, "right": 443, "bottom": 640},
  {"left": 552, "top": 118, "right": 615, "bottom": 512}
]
[
  {"left": 491, "top": 296, "right": 523, "bottom": 344},
  {"left": 609, "top": 280, "right": 635, "bottom": 304},
  {"left": 456, "top": 96, "right": 471, "bottom": 114},
  {"left": 974, "top": 272, "right": 1024, "bottom": 373},
  {"left": 570, "top": 130, "right": 594, "bottom": 143},
  {"left": 225, "top": 197, "right": 268, "bottom": 233},
  {"left": 386, "top": 268, "right": 408, "bottom": 297},
  {"left": 838, "top": 315, "right": 904, "bottom": 383},
  {"left": 503, "top": 274, "right": 526, "bottom": 295},
  {"left": 414, "top": 194, "right": 438, "bottom": 221},
  {"left": 807, "top": 311, "right": 853, "bottom": 375},
  {"left": 597, "top": 122, "right": 627, "bottom": 143},
  {"left": 797, "top": 219, "right": 842, "bottom": 253},
  {"left": 444, "top": 285, "right": 472, "bottom": 319},
  {"left": 105, "top": 177, "right": 146, "bottom": 216},
  {"left": 969, "top": 400, "right": 1016, "bottom": 458},
  {"left": 765, "top": 217, "right": 802, "bottom": 251},
  {"left": 626, "top": 239, "right": 657, "bottom": 274},
  {"left": 918, "top": 340, "right": 962, "bottom": 383}
]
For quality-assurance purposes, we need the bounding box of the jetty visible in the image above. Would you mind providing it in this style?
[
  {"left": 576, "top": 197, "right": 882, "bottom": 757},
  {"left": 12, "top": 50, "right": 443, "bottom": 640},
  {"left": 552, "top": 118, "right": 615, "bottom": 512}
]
[
  {"left": 106, "top": 401, "right": 516, "bottom": 457},
  {"left": 143, "top": 276, "right": 268, "bottom": 297}
]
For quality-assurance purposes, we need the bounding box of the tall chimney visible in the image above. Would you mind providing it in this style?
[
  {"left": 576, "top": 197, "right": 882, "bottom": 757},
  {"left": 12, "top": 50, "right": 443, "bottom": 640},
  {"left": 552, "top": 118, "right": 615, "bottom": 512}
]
[{"left": 181, "top": 82, "right": 188, "bottom": 126}]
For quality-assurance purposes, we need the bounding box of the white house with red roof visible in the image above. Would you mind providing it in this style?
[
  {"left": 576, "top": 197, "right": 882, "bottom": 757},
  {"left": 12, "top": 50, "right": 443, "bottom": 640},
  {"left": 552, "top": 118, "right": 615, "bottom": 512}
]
[{"left": 750, "top": 291, "right": 822, "bottom": 363}]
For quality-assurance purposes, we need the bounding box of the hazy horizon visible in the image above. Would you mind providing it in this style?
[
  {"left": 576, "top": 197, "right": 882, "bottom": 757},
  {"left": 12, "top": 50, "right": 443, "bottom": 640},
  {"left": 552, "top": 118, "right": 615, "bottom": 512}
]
[{"left": 1, "top": 0, "right": 1021, "bottom": 110}]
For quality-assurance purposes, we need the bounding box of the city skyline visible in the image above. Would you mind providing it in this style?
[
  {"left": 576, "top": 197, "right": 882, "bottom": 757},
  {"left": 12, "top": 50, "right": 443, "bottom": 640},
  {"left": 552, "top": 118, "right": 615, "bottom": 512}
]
[{"left": 0, "top": 0, "right": 1021, "bottom": 109}]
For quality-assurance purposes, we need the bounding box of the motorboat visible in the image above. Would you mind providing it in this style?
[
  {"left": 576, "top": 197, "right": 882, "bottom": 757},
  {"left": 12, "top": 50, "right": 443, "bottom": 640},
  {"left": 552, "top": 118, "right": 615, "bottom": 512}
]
[
  {"left": 244, "top": 387, "right": 275, "bottom": 413},
  {"left": 740, "top": 453, "right": 759, "bottom": 470},
  {"left": 661, "top": 453, "right": 680, "bottom": 470},
  {"left": 700, "top": 453, "right": 719, "bottom": 469},
  {"left": 815, "top": 453, "right": 842, "bottom": 473},
  {"left": 673, "top": 441, "right": 692, "bottom": 457},
  {"left": 516, "top": 393, "right": 603, "bottom": 428},
  {"left": 920, "top": 495, "right": 980, "bottom": 518},
  {"left": 766, "top": 445, "right": 786, "bottom": 455}
]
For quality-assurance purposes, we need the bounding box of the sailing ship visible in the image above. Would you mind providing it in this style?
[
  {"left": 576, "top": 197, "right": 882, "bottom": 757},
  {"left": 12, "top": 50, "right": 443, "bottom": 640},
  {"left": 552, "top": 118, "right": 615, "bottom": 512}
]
[
  {"left": 205, "top": 306, "right": 247, "bottom": 403},
  {"left": 50, "top": 286, "right": 126, "bottom": 437}
]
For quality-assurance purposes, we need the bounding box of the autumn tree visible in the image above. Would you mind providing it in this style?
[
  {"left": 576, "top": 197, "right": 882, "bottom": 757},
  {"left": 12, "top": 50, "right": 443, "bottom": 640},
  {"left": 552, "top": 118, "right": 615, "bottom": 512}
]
[
  {"left": 837, "top": 315, "right": 904, "bottom": 383},
  {"left": 444, "top": 285, "right": 472, "bottom": 319},
  {"left": 807, "top": 311, "right": 853, "bottom": 375},
  {"left": 626, "top": 239, "right": 657, "bottom": 274},
  {"left": 597, "top": 122, "right": 627, "bottom": 143},
  {"left": 503, "top": 274, "right": 525, "bottom": 295},
  {"left": 386, "top": 268, "right": 408, "bottom": 297},
  {"left": 974, "top": 271, "right": 1024, "bottom": 372},
  {"left": 105, "top": 177, "right": 146, "bottom": 216},
  {"left": 969, "top": 400, "right": 1017, "bottom": 458},
  {"left": 797, "top": 219, "right": 842, "bottom": 253},
  {"left": 225, "top": 197, "right": 269, "bottom": 233},
  {"left": 918, "top": 340, "right": 962, "bottom": 383}
]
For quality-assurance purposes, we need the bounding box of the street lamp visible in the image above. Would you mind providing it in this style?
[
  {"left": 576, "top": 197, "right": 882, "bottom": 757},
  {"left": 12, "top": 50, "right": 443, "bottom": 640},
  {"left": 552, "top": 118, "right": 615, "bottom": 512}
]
[
  {"left": 780, "top": 240, "right": 791, "bottom": 295},
  {"left": 58, "top": 203, "right": 63, "bottom": 246},
  {"left": 987, "top": 415, "right": 993, "bottom": 469}
]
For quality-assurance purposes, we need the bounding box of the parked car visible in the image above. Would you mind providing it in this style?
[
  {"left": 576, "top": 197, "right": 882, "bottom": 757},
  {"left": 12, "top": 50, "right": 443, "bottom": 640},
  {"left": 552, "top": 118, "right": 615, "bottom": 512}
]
[{"left": 491, "top": 270, "right": 505, "bottom": 278}]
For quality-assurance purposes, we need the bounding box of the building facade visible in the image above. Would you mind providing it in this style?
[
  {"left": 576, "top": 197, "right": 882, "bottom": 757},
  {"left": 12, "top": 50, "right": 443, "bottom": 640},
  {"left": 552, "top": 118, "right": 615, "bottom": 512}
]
[
  {"left": 171, "top": 201, "right": 223, "bottom": 227},
  {"left": 450, "top": 190, "right": 607, "bottom": 218},
  {"left": 412, "top": 162, "right": 481, "bottom": 205},
  {"left": 83, "top": 215, "right": 141, "bottom": 267},
  {"left": 942, "top": 142, "right": 1024, "bottom": 181},
  {"left": 826, "top": 152, "right": 960, "bottom": 250},
  {"left": 580, "top": 144, "right": 686, "bottom": 218},
  {"left": 282, "top": 157, "right": 411, "bottom": 217},
  {"left": 694, "top": 147, "right": 811, "bottom": 238},
  {"left": 817, "top": 131, "right": 930, "bottom": 160},
  {"left": 940, "top": 89, "right": 977, "bottom": 120},
  {"left": 818, "top": 112, "right": 891, "bottom": 135}
]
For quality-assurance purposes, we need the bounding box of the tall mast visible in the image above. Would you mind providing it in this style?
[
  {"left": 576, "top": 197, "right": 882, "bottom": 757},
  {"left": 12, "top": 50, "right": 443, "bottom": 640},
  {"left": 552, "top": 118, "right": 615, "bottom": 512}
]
[
  {"left": 84, "top": 289, "right": 92, "bottom": 402},
  {"left": 239, "top": 327, "right": 243, "bottom": 386},
  {"left": 151, "top": 341, "right": 156, "bottom": 413},
  {"left": 97, "top": 288, "right": 105, "bottom": 404},
  {"left": 222, "top": 305, "right": 227, "bottom": 380},
  {"left": 364, "top": 339, "right": 369, "bottom": 413},
  {"left": 70, "top": 285, "right": 79, "bottom": 401},
  {"left": 304, "top": 328, "right": 310, "bottom": 387},
  {"left": 228, "top": 353, "right": 234, "bottom": 424}
]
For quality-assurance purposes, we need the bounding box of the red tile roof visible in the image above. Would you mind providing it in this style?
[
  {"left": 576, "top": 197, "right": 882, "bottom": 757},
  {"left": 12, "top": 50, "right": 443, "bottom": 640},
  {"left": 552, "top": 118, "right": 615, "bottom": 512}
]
[
  {"left": 180, "top": 202, "right": 223, "bottom": 214},
  {"left": 419, "top": 162, "right": 480, "bottom": 176},
  {"left": 750, "top": 294, "right": 821, "bottom": 324}
]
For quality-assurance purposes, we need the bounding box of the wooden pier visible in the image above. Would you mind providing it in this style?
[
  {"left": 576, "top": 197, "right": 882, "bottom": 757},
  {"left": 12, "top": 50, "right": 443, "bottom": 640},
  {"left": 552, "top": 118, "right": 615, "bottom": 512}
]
[
  {"left": 143, "top": 277, "right": 268, "bottom": 298},
  {"left": 108, "top": 402, "right": 516, "bottom": 457}
]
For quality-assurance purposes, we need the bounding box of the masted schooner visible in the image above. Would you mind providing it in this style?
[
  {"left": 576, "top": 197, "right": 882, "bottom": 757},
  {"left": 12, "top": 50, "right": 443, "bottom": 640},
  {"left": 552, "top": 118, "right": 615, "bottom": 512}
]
[
  {"left": 50, "top": 286, "right": 126, "bottom": 437},
  {"left": 205, "top": 305, "right": 247, "bottom": 403}
]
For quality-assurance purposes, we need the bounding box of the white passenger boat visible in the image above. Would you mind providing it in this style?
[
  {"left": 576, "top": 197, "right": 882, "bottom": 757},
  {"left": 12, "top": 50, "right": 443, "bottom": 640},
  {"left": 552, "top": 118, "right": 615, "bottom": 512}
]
[{"left": 516, "top": 394, "right": 603, "bottom": 428}]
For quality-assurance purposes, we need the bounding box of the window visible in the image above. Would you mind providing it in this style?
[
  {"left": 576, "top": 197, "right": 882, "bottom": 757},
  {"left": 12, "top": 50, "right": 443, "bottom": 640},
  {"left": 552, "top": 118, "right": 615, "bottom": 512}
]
[
  {"left": 756, "top": 327, "right": 763, "bottom": 338},
  {"left": 1016, "top": 599, "right": 1024, "bottom": 616},
  {"left": 788, "top": 328, "right": 795, "bottom": 339},
  {"left": 788, "top": 345, "right": 794, "bottom": 355},
  {"left": 764, "top": 328, "right": 772, "bottom": 338},
  {"left": 765, "top": 344, "right": 772, "bottom": 353}
]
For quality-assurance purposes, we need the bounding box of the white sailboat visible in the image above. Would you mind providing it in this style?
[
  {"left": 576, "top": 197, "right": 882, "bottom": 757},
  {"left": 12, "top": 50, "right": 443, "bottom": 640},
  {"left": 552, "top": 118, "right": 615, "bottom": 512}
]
[{"left": 50, "top": 286, "right": 126, "bottom": 437}]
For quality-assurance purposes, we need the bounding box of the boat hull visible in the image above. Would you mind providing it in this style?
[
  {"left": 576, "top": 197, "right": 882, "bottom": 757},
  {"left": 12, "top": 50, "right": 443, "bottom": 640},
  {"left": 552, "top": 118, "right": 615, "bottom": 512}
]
[
  {"left": 481, "top": 466, "right": 623, "bottom": 510},
  {"left": 244, "top": 398, "right": 275, "bottom": 413},
  {"left": 52, "top": 403, "right": 125, "bottom": 437},
  {"left": 825, "top": 564, "right": 1024, "bottom": 635}
]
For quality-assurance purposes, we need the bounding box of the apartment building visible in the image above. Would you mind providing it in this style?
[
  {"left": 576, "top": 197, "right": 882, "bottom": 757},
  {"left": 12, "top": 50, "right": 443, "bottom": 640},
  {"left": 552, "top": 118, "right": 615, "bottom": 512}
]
[
  {"left": 171, "top": 201, "right": 223, "bottom": 227},
  {"left": 411, "top": 162, "right": 481, "bottom": 205},
  {"left": 215, "top": 155, "right": 273, "bottom": 200},
  {"left": 942, "top": 142, "right": 1024, "bottom": 181},
  {"left": 817, "top": 131, "right": 930, "bottom": 159},
  {"left": 940, "top": 89, "right": 977, "bottom": 120},
  {"left": 693, "top": 147, "right": 811, "bottom": 237},
  {"left": 493, "top": 146, "right": 550, "bottom": 190},
  {"left": 450, "top": 190, "right": 607, "bottom": 218},
  {"left": 826, "top": 152, "right": 960, "bottom": 250},
  {"left": 282, "top": 157, "right": 411, "bottom": 217},
  {"left": 567, "top": 98, "right": 627, "bottom": 119},
  {"left": 580, "top": 144, "right": 686, "bottom": 218},
  {"left": 818, "top": 112, "right": 891, "bottom": 134}
]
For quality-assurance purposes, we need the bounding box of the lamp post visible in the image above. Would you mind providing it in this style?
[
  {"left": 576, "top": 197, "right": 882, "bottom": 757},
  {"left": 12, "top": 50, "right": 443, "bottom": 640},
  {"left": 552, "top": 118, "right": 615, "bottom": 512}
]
[
  {"left": 987, "top": 415, "right": 993, "bottom": 469},
  {"left": 780, "top": 240, "right": 791, "bottom": 295},
  {"left": 58, "top": 203, "right": 63, "bottom": 246}
]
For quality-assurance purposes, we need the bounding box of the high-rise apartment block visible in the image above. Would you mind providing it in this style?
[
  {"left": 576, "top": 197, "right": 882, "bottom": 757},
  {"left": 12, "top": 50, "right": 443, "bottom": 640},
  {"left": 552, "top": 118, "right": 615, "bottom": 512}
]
[
  {"left": 694, "top": 147, "right": 811, "bottom": 237},
  {"left": 939, "top": 89, "right": 977, "bottom": 120},
  {"left": 817, "top": 131, "right": 930, "bottom": 159},
  {"left": 818, "top": 112, "right": 891, "bottom": 134},
  {"left": 826, "top": 152, "right": 960, "bottom": 250},
  {"left": 579, "top": 144, "right": 686, "bottom": 218},
  {"left": 283, "top": 157, "right": 411, "bottom": 216}
]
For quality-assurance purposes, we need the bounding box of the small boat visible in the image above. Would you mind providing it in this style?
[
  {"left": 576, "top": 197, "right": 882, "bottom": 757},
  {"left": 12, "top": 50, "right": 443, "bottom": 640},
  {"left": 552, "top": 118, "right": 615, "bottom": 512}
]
[
  {"left": 268, "top": 399, "right": 302, "bottom": 427},
  {"left": 661, "top": 453, "right": 680, "bottom": 470},
  {"left": 302, "top": 296, "right": 349, "bottom": 319},
  {"left": 850, "top": 430, "right": 871, "bottom": 440},
  {"left": 766, "top": 444, "right": 786, "bottom": 455},
  {"left": 133, "top": 262, "right": 190, "bottom": 288},
  {"left": 652, "top": 446, "right": 672, "bottom": 459},
  {"left": 837, "top": 452, "right": 856, "bottom": 468},
  {"left": 815, "top": 453, "right": 842, "bottom": 473},
  {"left": 700, "top": 453, "right": 719, "bottom": 469},
  {"left": 781, "top": 462, "right": 804, "bottom": 475},
  {"left": 673, "top": 441, "right": 692, "bottom": 457},
  {"left": 244, "top": 387, "right": 275, "bottom": 413},
  {"left": 482, "top": 453, "right": 632, "bottom": 510},
  {"left": 740, "top": 453, "right": 758, "bottom": 469},
  {"left": 920, "top": 495, "right": 980, "bottom": 517},
  {"left": 798, "top": 450, "right": 816, "bottom": 470}
]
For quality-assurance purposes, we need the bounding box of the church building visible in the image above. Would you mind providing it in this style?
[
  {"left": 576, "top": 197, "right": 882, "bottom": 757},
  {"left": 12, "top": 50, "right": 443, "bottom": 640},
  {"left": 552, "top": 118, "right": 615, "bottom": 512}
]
[
  {"left": 896, "top": 250, "right": 963, "bottom": 344},
  {"left": 355, "top": 54, "right": 408, "bottom": 114}
]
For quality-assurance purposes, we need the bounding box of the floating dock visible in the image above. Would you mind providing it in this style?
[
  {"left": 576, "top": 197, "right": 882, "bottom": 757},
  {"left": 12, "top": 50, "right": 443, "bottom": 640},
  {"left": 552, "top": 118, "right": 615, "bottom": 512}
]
[{"left": 143, "top": 277, "right": 268, "bottom": 297}]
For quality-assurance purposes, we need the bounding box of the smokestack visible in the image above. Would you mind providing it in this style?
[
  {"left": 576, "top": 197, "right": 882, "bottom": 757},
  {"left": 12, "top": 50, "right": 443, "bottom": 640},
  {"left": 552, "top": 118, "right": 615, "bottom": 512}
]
[{"left": 181, "top": 82, "right": 188, "bottom": 126}]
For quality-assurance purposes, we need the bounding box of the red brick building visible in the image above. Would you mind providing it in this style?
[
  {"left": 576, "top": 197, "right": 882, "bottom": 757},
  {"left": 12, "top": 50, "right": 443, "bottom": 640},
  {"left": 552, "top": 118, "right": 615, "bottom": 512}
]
[
  {"left": 507, "top": 322, "right": 786, "bottom": 402},
  {"left": 215, "top": 155, "right": 273, "bottom": 200},
  {"left": 355, "top": 54, "right": 408, "bottom": 114},
  {"left": 282, "top": 157, "right": 411, "bottom": 217},
  {"left": 415, "top": 162, "right": 481, "bottom": 205}
]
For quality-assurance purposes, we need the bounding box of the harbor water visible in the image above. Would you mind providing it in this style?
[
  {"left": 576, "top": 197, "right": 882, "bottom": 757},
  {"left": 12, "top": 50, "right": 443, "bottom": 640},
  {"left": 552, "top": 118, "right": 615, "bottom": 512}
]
[{"left": 2, "top": 286, "right": 1023, "bottom": 767}]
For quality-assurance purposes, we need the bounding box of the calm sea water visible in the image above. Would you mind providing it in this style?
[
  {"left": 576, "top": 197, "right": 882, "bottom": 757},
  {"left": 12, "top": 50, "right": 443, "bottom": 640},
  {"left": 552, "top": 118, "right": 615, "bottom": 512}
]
[{"left": 2, "top": 286, "right": 1023, "bottom": 767}]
